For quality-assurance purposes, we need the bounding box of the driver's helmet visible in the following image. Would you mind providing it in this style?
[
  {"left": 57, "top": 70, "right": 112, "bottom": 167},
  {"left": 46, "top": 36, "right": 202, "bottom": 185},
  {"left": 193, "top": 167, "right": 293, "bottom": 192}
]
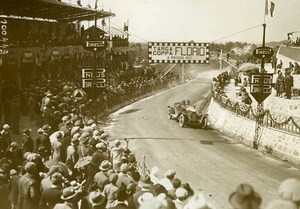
[{"left": 181, "top": 100, "right": 186, "bottom": 105}]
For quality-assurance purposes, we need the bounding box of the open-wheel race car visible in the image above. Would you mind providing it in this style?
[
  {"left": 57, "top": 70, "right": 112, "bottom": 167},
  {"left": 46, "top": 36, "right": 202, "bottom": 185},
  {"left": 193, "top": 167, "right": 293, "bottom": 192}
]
[{"left": 167, "top": 101, "right": 209, "bottom": 129}]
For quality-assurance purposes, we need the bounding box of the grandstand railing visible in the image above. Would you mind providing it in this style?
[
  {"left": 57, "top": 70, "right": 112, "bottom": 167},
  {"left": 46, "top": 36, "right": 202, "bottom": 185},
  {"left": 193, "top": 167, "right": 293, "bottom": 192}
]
[{"left": 212, "top": 91, "right": 300, "bottom": 135}]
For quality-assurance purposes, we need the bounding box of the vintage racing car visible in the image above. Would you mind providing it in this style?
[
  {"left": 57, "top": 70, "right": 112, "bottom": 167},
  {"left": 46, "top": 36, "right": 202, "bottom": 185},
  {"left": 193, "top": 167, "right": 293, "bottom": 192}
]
[{"left": 167, "top": 101, "right": 208, "bottom": 128}]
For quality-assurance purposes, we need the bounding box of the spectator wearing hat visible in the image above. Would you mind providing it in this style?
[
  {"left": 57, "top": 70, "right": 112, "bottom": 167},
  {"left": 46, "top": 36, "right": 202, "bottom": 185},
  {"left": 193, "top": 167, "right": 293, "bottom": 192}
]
[
  {"left": 181, "top": 183, "right": 194, "bottom": 197},
  {"left": 94, "top": 160, "right": 111, "bottom": 190},
  {"left": 60, "top": 120, "right": 73, "bottom": 161},
  {"left": 116, "top": 163, "right": 133, "bottom": 188},
  {"left": 103, "top": 173, "right": 119, "bottom": 208},
  {"left": 137, "top": 192, "right": 154, "bottom": 208},
  {"left": 41, "top": 165, "right": 62, "bottom": 193},
  {"left": 53, "top": 187, "right": 79, "bottom": 209},
  {"left": 0, "top": 168, "right": 11, "bottom": 209},
  {"left": 284, "top": 70, "right": 294, "bottom": 99},
  {"left": 42, "top": 102, "right": 54, "bottom": 127},
  {"left": 109, "top": 185, "right": 130, "bottom": 209},
  {"left": 66, "top": 137, "right": 80, "bottom": 168},
  {"left": 265, "top": 199, "right": 298, "bottom": 209},
  {"left": 52, "top": 131, "right": 65, "bottom": 162},
  {"left": 22, "top": 129, "right": 34, "bottom": 154},
  {"left": 41, "top": 92, "right": 52, "bottom": 113},
  {"left": 85, "top": 147, "right": 104, "bottom": 191},
  {"left": 17, "top": 162, "right": 40, "bottom": 209},
  {"left": 40, "top": 172, "right": 64, "bottom": 209},
  {"left": 229, "top": 183, "right": 261, "bottom": 209},
  {"left": 168, "top": 178, "right": 181, "bottom": 200},
  {"left": 78, "top": 132, "right": 90, "bottom": 159},
  {"left": 173, "top": 188, "right": 189, "bottom": 209},
  {"left": 183, "top": 192, "right": 214, "bottom": 209},
  {"left": 58, "top": 116, "right": 69, "bottom": 130},
  {"left": 38, "top": 125, "right": 52, "bottom": 159},
  {"left": 278, "top": 178, "right": 300, "bottom": 207},
  {"left": 34, "top": 128, "right": 43, "bottom": 153},
  {"left": 6, "top": 142, "right": 23, "bottom": 169},
  {"left": 159, "top": 169, "right": 176, "bottom": 191},
  {"left": 8, "top": 169, "right": 20, "bottom": 209},
  {"left": 0, "top": 124, "right": 11, "bottom": 151},
  {"left": 28, "top": 93, "right": 37, "bottom": 121},
  {"left": 111, "top": 138, "right": 128, "bottom": 172},
  {"left": 80, "top": 189, "right": 107, "bottom": 209},
  {"left": 133, "top": 174, "right": 154, "bottom": 209}
]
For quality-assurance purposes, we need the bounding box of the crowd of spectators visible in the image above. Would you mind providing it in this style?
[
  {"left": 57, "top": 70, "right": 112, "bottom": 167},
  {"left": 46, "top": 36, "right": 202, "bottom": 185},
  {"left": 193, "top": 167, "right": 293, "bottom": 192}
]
[{"left": 0, "top": 72, "right": 297, "bottom": 209}]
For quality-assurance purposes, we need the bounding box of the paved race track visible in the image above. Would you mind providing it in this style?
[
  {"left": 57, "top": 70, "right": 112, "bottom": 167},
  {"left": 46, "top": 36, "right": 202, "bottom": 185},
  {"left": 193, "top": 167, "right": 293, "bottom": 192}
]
[{"left": 101, "top": 63, "right": 300, "bottom": 209}]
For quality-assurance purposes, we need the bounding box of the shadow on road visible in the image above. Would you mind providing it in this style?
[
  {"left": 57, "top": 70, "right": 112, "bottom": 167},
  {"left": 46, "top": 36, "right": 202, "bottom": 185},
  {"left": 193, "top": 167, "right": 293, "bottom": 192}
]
[
  {"left": 119, "top": 108, "right": 142, "bottom": 114},
  {"left": 126, "top": 137, "right": 238, "bottom": 145}
]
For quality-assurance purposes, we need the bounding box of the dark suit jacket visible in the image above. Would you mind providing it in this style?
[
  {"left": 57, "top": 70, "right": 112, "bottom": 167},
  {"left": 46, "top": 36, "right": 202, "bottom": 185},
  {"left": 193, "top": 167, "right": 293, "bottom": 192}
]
[
  {"left": 40, "top": 185, "right": 64, "bottom": 209},
  {"left": 40, "top": 133, "right": 51, "bottom": 156}
]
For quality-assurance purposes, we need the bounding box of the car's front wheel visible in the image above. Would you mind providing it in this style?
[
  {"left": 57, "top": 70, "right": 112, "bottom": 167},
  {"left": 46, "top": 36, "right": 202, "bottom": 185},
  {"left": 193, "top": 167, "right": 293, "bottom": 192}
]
[{"left": 179, "top": 114, "right": 185, "bottom": 127}]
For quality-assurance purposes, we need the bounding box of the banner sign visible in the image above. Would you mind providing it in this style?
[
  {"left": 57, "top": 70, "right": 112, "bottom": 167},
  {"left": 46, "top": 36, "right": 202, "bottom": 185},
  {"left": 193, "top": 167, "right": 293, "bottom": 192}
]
[
  {"left": 0, "top": 18, "right": 9, "bottom": 55},
  {"left": 81, "top": 68, "right": 106, "bottom": 88},
  {"left": 250, "top": 73, "right": 273, "bottom": 103},
  {"left": 23, "top": 51, "right": 33, "bottom": 63},
  {"left": 148, "top": 42, "right": 210, "bottom": 64},
  {"left": 52, "top": 49, "right": 60, "bottom": 60},
  {"left": 63, "top": 48, "right": 70, "bottom": 59}
]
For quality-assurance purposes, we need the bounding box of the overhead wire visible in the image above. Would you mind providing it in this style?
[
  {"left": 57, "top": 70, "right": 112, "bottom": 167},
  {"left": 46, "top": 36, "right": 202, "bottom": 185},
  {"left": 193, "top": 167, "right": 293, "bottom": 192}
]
[{"left": 212, "top": 23, "right": 263, "bottom": 43}]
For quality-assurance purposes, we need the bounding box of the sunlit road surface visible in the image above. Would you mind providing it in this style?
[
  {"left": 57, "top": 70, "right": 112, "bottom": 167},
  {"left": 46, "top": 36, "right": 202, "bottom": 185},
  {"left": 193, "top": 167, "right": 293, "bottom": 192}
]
[{"left": 101, "top": 62, "right": 300, "bottom": 208}]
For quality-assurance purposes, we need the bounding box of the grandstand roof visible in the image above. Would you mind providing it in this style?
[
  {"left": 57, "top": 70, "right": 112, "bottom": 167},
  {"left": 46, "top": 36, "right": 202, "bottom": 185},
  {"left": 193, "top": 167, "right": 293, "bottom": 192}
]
[{"left": 0, "top": 0, "right": 115, "bottom": 22}]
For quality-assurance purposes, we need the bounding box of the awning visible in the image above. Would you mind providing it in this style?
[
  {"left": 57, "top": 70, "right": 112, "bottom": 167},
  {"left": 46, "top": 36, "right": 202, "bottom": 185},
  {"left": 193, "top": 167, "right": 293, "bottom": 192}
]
[
  {"left": 0, "top": 0, "right": 115, "bottom": 22},
  {"left": 98, "top": 26, "right": 129, "bottom": 37}
]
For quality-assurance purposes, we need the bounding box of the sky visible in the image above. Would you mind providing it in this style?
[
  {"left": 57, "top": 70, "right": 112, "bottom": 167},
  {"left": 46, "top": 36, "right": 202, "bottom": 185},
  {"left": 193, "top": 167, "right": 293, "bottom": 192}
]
[{"left": 75, "top": 0, "right": 300, "bottom": 44}]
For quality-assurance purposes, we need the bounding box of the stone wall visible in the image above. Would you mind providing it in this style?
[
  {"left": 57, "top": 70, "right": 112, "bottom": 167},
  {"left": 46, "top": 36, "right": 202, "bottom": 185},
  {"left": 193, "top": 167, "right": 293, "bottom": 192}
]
[{"left": 207, "top": 98, "right": 300, "bottom": 165}]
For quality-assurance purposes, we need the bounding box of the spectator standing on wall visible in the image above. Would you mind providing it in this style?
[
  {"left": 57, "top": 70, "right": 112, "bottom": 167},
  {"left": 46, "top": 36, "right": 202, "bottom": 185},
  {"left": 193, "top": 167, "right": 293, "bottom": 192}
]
[
  {"left": 275, "top": 71, "right": 285, "bottom": 97},
  {"left": 277, "top": 60, "right": 283, "bottom": 69},
  {"left": 294, "top": 62, "right": 300, "bottom": 74},
  {"left": 284, "top": 70, "right": 294, "bottom": 99}
]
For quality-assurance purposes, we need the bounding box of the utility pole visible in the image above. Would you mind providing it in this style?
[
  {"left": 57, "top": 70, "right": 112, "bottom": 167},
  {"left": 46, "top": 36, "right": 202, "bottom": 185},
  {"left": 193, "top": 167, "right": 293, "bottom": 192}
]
[
  {"left": 253, "top": 23, "right": 266, "bottom": 149},
  {"left": 220, "top": 49, "right": 223, "bottom": 70},
  {"left": 92, "top": 13, "right": 97, "bottom": 121},
  {"left": 181, "top": 63, "right": 185, "bottom": 84}
]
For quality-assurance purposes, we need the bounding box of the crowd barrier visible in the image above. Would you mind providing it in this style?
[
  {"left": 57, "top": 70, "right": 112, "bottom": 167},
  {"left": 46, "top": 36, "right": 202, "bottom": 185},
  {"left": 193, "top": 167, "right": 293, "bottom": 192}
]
[{"left": 212, "top": 92, "right": 300, "bottom": 136}]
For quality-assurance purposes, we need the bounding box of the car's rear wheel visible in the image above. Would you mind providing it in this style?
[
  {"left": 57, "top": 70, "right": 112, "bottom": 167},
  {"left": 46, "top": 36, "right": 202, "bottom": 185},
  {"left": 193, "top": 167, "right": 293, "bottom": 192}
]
[
  {"left": 202, "top": 117, "right": 208, "bottom": 129},
  {"left": 179, "top": 114, "right": 185, "bottom": 127}
]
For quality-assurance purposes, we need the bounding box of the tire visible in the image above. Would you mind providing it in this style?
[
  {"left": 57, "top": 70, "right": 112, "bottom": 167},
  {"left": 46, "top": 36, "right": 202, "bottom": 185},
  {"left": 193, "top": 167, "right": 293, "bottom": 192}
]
[
  {"left": 202, "top": 117, "right": 208, "bottom": 129},
  {"left": 179, "top": 114, "right": 185, "bottom": 127},
  {"left": 168, "top": 113, "right": 173, "bottom": 119}
]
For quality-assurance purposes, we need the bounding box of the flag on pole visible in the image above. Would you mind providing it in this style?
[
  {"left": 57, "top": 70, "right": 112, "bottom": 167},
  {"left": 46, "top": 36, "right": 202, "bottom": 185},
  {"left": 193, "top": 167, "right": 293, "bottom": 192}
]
[
  {"left": 94, "top": 0, "right": 98, "bottom": 9},
  {"left": 270, "top": 1, "right": 275, "bottom": 17},
  {"left": 265, "top": 0, "right": 275, "bottom": 17}
]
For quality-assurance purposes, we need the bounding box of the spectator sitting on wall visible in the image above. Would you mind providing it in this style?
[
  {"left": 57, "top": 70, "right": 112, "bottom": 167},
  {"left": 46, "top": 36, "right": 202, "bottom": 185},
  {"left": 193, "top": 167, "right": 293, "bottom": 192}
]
[
  {"left": 277, "top": 60, "right": 283, "bottom": 69},
  {"left": 239, "top": 88, "right": 252, "bottom": 105},
  {"left": 293, "top": 62, "right": 300, "bottom": 74}
]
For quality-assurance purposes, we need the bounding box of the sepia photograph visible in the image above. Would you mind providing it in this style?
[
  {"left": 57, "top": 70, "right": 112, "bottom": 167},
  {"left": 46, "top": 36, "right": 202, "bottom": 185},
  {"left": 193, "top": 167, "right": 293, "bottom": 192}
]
[{"left": 0, "top": 0, "right": 300, "bottom": 208}]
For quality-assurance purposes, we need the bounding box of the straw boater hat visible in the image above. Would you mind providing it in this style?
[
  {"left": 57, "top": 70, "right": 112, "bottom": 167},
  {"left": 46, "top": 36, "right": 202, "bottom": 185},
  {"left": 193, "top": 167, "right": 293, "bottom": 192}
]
[
  {"left": 265, "top": 199, "right": 298, "bottom": 209},
  {"left": 139, "top": 174, "right": 153, "bottom": 189},
  {"left": 60, "top": 187, "right": 78, "bottom": 201},
  {"left": 279, "top": 178, "right": 300, "bottom": 202},
  {"left": 99, "top": 160, "right": 111, "bottom": 171},
  {"left": 88, "top": 189, "right": 106, "bottom": 205}
]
